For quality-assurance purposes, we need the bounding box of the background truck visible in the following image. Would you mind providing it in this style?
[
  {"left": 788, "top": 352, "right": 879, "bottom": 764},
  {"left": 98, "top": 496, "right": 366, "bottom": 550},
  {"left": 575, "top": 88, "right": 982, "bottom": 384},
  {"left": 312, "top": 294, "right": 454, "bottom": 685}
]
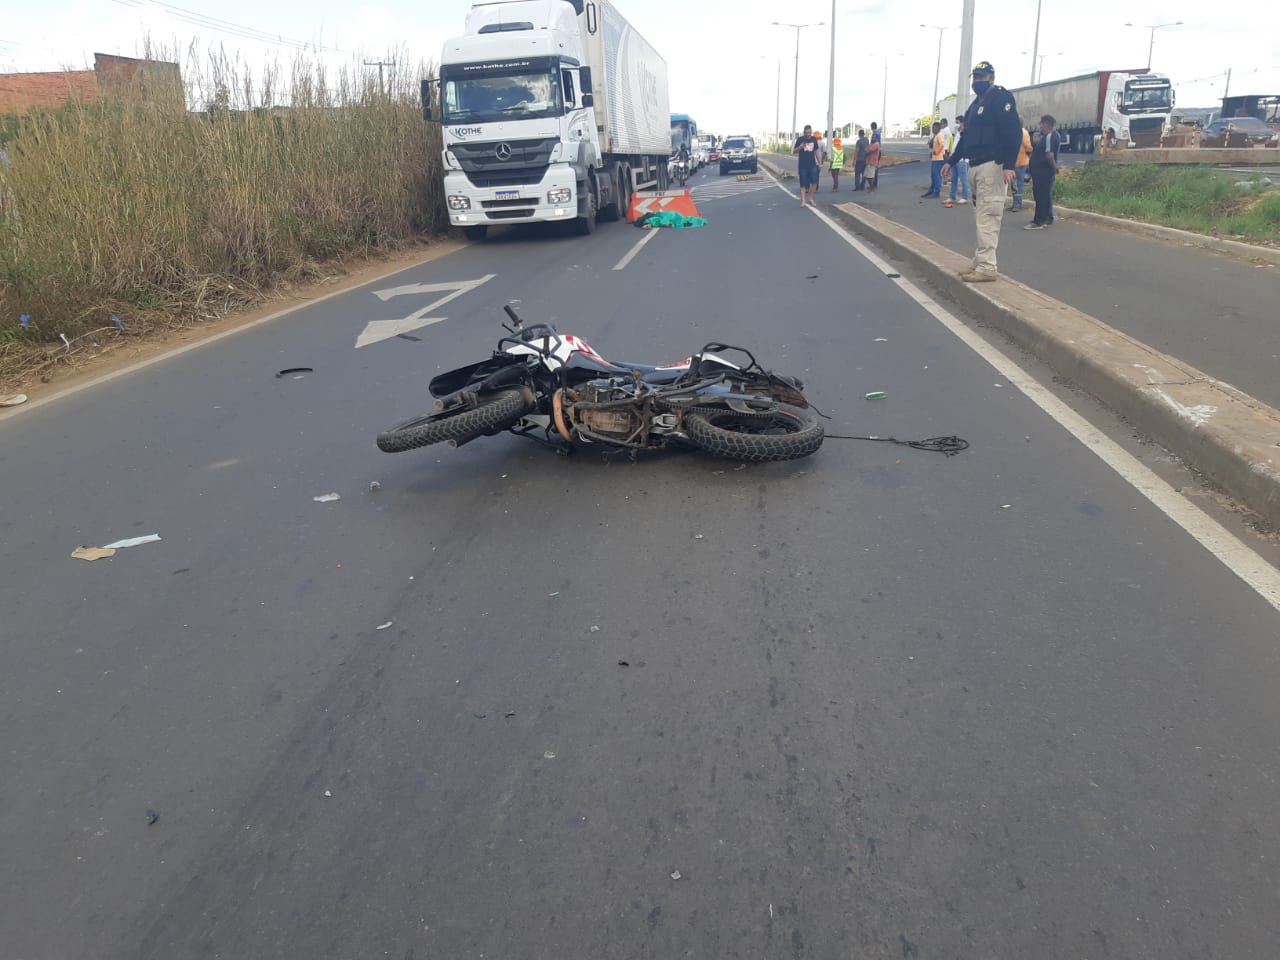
[
  {"left": 429, "top": 0, "right": 671, "bottom": 241},
  {"left": 1008, "top": 70, "right": 1174, "bottom": 153}
]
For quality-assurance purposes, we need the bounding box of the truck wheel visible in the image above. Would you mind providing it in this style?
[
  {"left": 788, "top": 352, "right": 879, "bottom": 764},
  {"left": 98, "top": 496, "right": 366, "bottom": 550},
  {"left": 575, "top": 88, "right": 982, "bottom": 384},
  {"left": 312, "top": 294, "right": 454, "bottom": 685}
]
[
  {"left": 464, "top": 225, "right": 488, "bottom": 242},
  {"left": 576, "top": 177, "right": 597, "bottom": 235},
  {"left": 600, "top": 169, "right": 622, "bottom": 222}
]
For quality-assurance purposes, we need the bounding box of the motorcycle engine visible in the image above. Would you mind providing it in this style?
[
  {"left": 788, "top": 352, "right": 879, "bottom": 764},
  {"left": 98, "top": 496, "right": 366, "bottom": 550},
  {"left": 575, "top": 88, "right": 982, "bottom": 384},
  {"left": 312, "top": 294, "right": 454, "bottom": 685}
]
[{"left": 567, "top": 382, "right": 643, "bottom": 440}]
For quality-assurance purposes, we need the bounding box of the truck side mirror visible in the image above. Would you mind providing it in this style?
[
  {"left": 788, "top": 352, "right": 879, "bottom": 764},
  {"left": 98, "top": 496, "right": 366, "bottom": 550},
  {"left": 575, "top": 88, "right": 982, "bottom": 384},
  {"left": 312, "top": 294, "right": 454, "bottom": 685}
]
[
  {"left": 579, "top": 67, "right": 593, "bottom": 95},
  {"left": 421, "top": 79, "right": 434, "bottom": 121},
  {"left": 582, "top": 94, "right": 594, "bottom": 108}
]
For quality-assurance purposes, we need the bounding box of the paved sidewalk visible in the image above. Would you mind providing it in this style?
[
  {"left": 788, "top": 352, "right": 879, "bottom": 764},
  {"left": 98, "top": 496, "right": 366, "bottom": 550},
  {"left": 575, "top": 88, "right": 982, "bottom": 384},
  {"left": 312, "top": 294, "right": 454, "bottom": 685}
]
[{"left": 763, "top": 154, "right": 1280, "bottom": 410}]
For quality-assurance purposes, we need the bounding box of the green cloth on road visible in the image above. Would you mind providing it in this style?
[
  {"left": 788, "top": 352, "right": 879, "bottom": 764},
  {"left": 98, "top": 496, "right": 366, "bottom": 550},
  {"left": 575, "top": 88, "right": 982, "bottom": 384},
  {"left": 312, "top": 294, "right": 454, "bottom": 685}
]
[{"left": 635, "top": 211, "right": 707, "bottom": 229}]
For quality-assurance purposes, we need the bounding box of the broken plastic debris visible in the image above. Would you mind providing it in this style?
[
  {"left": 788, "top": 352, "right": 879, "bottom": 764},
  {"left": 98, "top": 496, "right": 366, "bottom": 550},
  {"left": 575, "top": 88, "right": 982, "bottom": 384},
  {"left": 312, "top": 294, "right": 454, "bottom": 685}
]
[
  {"left": 618, "top": 660, "right": 630, "bottom": 667},
  {"left": 369, "top": 481, "right": 382, "bottom": 492},
  {"left": 693, "top": 534, "right": 705, "bottom": 540},
  {"left": 864, "top": 392, "right": 887, "bottom": 400},
  {"left": 323, "top": 789, "right": 332, "bottom": 797},
  {"left": 504, "top": 711, "right": 516, "bottom": 718},
  {"left": 313, "top": 493, "right": 341, "bottom": 503},
  {"left": 102, "top": 534, "right": 161, "bottom": 550},
  {"left": 375, "top": 621, "right": 393, "bottom": 631},
  {"left": 145, "top": 809, "right": 159, "bottom": 825},
  {"left": 72, "top": 546, "right": 116, "bottom": 561},
  {"left": 276, "top": 367, "right": 313, "bottom": 378},
  {"left": 1001, "top": 504, "right": 1012, "bottom": 509},
  {"left": 543, "top": 751, "right": 556, "bottom": 760},
  {"left": 548, "top": 591, "right": 560, "bottom": 597},
  {"left": 0, "top": 393, "right": 28, "bottom": 407},
  {"left": 590, "top": 625, "right": 600, "bottom": 633},
  {"left": 670, "top": 870, "right": 682, "bottom": 880},
  {"left": 873, "top": 338, "right": 888, "bottom": 342}
]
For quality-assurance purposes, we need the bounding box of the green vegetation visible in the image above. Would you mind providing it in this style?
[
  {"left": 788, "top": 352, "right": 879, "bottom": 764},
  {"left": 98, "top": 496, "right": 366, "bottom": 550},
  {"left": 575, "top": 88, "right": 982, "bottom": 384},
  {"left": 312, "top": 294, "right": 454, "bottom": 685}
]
[
  {"left": 0, "top": 47, "right": 445, "bottom": 358},
  {"left": 1055, "top": 162, "right": 1280, "bottom": 242}
]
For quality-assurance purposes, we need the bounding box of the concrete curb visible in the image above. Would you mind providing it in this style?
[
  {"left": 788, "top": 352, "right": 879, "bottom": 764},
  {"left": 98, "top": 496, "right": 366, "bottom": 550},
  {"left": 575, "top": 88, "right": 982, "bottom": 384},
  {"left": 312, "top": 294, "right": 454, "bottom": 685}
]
[
  {"left": 1056, "top": 206, "right": 1280, "bottom": 267},
  {"left": 828, "top": 201, "right": 1280, "bottom": 527}
]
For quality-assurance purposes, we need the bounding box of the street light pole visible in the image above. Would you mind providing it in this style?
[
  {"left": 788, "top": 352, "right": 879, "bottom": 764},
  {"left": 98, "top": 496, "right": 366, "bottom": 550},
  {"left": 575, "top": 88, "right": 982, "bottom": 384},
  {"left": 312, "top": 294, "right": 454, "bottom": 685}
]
[
  {"left": 773, "top": 20, "right": 822, "bottom": 140},
  {"left": 776, "top": 58, "right": 781, "bottom": 143},
  {"left": 921, "top": 25, "right": 955, "bottom": 125},
  {"left": 1125, "top": 21, "right": 1183, "bottom": 71}
]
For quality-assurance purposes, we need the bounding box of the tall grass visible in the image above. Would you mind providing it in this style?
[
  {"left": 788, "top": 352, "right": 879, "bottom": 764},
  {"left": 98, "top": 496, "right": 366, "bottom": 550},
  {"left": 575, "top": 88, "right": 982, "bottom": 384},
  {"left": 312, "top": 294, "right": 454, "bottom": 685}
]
[
  {"left": 0, "top": 43, "right": 445, "bottom": 345},
  {"left": 1055, "top": 162, "right": 1280, "bottom": 241}
]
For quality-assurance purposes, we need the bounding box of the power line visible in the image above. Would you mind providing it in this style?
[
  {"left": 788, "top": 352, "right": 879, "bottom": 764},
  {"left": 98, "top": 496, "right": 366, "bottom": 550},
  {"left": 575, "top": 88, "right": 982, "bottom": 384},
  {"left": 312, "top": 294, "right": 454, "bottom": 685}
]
[{"left": 107, "top": 0, "right": 345, "bottom": 54}]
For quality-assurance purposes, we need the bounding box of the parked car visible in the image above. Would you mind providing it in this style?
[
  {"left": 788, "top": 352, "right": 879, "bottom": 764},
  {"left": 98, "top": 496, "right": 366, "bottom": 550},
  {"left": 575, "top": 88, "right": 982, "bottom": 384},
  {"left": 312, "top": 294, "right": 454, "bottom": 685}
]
[
  {"left": 1202, "top": 117, "right": 1276, "bottom": 147},
  {"left": 719, "top": 136, "right": 757, "bottom": 174}
]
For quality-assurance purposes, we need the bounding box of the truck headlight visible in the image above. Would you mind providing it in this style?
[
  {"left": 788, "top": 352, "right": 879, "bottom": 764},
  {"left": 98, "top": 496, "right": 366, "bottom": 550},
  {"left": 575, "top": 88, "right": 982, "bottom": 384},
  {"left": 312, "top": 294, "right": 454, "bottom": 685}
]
[
  {"left": 547, "top": 187, "right": 572, "bottom": 204},
  {"left": 448, "top": 195, "right": 471, "bottom": 211}
]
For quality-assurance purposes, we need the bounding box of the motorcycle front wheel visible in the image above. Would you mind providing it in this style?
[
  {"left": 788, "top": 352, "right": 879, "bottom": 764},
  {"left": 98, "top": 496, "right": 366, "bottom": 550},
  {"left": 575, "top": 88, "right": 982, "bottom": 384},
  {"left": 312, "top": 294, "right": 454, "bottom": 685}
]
[
  {"left": 376, "top": 389, "right": 532, "bottom": 453},
  {"left": 684, "top": 402, "right": 823, "bottom": 462}
]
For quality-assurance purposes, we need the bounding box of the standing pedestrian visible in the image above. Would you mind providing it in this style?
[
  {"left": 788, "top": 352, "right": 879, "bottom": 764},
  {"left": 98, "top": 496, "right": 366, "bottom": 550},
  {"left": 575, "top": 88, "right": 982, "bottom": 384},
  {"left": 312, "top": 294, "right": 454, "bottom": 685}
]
[
  {"left": 923, "top": 122, "right": 945, "bottom": 197},
  {"left": 944, "top": 116, "right": 969, "bottom": 207},
  {"left": 1011, "top": 125, "right": 1031, "bottom": 210},
  {"left": 828, "top": 136, "right": 845, "bottom": 190},
  {"left": 870, "top": 122, "right": 881, "bottom": 144},
  {"left": 941, "top": 60, "right": 1023, "bottom": 282},
  {"left": 793, "top": 124, "right": 821, "bottom": 207},
  {"left": 865, "top": 135, "right": 881, "bottom": 190},
  {"left": 1025, "top": 114, "right": 1061, "bottom": 229},
  {"left": 853, "top": 128, "right": 869, "bottom": 190}
]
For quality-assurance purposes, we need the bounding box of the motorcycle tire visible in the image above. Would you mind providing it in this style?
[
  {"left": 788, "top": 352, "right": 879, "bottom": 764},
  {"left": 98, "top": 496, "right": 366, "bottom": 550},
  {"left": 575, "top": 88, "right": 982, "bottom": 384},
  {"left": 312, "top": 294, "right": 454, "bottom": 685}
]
[
  {"left": 376, "top": 389, "right": 531, "bottom": 453},
  {"left": 684, "top": 402, "right": 823, "bottom": 462}
]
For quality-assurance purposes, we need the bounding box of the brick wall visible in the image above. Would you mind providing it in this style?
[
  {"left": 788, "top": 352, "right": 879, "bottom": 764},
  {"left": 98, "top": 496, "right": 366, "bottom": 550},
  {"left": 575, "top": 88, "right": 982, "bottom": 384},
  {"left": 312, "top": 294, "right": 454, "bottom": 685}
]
[{"left": 0, "top": 54, "right": 182, "bottom": 116}]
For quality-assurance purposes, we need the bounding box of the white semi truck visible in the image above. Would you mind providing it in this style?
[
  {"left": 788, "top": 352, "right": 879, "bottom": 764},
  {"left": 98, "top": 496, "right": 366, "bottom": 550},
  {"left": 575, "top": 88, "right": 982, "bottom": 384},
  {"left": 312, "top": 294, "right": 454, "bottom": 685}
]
[
  {"left": 1008, "top": 70, "right": 1175, "bottom": 152},
  {"left": 428, "top": 0, "right": 671, "bottom": 241}
]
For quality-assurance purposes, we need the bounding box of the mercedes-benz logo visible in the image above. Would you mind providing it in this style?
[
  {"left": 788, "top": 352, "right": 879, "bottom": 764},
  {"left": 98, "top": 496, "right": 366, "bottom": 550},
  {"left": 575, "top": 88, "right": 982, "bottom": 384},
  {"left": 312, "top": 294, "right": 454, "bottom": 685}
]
[{"left": 494, "top": 143, "right": 513, "bottom": 161}]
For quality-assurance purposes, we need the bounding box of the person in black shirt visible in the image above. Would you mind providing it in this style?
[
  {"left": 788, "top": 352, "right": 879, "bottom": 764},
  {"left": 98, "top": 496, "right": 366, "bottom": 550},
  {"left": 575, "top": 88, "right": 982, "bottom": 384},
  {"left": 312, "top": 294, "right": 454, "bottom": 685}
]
[
  {"left": 793, "top": 124, "right": 821, "bottom": 207},
  {"left": 1025, "top": 114, "right": 1062, "bottom": 229},
  {"left": 941, "top": 61, "right": 1023, "bottom": 281}
]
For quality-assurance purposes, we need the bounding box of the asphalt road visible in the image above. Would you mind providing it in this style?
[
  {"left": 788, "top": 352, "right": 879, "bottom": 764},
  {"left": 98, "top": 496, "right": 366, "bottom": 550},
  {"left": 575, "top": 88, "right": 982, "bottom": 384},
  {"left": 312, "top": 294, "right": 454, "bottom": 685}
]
[
  {"left": 809, "top": 145, "right": 1280, "bottom": 411},
  {"left": 3, "top": 165, "right": 1280, "bottom": 959}
]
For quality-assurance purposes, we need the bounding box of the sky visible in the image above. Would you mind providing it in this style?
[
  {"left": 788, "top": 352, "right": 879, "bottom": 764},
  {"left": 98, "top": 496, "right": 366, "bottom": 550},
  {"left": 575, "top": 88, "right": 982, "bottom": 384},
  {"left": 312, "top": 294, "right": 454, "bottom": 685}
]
[{"left": 2, "top": 0, "right": 1277, "bottom": 135}]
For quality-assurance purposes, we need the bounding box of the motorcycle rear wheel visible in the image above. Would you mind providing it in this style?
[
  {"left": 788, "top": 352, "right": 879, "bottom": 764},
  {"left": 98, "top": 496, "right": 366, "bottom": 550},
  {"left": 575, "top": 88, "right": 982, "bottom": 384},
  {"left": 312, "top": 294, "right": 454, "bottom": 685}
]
[
  {"left": 376, "top": 389, "right": 531, "bottom": 453},
  {"left": 684, "top": 402, "right": 823, "bottom": 462}
]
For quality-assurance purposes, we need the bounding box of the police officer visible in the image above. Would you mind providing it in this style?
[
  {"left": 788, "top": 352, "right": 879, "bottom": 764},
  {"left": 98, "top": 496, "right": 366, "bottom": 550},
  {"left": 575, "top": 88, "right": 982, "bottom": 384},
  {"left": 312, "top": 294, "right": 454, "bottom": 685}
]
[{"left": 942, "top": 61, "right": 1023, "bottom": 281}]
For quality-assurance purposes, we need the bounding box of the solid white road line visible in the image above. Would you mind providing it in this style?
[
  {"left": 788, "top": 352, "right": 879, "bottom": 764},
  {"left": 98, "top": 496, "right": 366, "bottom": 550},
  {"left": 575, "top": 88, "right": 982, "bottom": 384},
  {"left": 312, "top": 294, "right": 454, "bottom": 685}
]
[
  {"left": 612, "top": 228, "right": 660, "bottom": 271},
  {"left": 795, "top": 191, "right": 1280, "bottom": 614}
]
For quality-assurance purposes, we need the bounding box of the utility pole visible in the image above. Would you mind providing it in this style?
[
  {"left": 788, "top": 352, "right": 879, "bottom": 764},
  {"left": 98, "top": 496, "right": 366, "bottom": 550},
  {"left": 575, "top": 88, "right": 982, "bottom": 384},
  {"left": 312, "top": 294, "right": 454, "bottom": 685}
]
[
  {"left": 1030, "top": 0, "right": 1042, "bottom": 85},
  {"left": 1223, "top": 67, "right": 1231, "bottom": 99},
  {"left": 954, "top": 0, "right": 975, "bottom": 125},
  {"left": 364, "top": 58, "right": 393, "bottom": 96},
  {"left": 826, "top": 0, "right": 836, "bottom": 142},
  {"left": 776, "top": 59, "right": 781, "bottom": 143}
]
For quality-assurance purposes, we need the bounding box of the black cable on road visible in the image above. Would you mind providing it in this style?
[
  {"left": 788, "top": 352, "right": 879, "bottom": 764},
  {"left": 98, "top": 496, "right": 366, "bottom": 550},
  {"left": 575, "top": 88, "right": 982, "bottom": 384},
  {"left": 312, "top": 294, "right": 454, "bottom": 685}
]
[{"left": 824, "top": 434, "right": 970, "bottom": 456}]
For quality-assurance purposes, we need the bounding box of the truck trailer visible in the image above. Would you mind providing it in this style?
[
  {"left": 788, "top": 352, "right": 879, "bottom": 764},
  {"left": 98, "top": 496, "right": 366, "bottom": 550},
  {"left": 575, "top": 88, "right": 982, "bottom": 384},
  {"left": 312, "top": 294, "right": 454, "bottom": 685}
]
[
  {"left": 429, "top": 0, "right": 671, "bottom": 240},
  {"left": 1008, "top": 70, "right": 1174, "bottom": 152}
]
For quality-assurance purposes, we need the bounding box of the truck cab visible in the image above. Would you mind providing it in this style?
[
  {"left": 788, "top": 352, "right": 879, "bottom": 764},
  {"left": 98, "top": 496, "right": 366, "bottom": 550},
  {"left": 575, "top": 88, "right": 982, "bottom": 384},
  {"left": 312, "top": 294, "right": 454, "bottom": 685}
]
[
  {"left": 437, "top": 0, "right": 597, "bottom": 239},
  {"left": 433, "top": 0, "right": 669, "bottom": 241}
]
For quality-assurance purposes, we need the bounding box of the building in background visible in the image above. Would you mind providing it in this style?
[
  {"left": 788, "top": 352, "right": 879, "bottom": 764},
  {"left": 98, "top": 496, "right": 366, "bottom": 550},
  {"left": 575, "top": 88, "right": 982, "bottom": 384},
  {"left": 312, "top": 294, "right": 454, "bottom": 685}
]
[{"left": 0, "top": 53, "right": 182, "bottom": 116}]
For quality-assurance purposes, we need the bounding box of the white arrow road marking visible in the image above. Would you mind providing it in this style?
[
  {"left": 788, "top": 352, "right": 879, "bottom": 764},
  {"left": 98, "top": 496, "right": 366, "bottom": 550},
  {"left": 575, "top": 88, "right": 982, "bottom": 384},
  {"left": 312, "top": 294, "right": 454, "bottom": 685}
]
[{"left": 355, "top": 274, "right": 496, "bottom": 348}]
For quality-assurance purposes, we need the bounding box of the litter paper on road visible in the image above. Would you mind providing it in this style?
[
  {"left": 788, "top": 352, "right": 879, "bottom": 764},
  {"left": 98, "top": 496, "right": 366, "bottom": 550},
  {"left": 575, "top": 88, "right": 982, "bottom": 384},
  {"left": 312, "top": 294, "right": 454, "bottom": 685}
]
[
  {"left": 313, "top": 493, "right": 341, "bottom": 503},
  {"left": 102, "top": 534, "right": 162, "bottom": 550}
]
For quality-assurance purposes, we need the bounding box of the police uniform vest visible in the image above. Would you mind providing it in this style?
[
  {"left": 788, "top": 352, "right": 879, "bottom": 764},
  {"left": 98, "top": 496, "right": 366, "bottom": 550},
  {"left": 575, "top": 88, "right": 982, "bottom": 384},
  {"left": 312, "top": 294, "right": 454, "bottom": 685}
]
[{"left": 958, "top": 85, "right": 1020, "bottom": 167}]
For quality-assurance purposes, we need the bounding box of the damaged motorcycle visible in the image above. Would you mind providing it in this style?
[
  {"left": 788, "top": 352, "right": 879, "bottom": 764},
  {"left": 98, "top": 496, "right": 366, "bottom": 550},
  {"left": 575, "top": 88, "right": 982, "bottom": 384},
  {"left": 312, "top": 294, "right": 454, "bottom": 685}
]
[{"left": 375, "top": 307, "right": 824, "bottom": 462}]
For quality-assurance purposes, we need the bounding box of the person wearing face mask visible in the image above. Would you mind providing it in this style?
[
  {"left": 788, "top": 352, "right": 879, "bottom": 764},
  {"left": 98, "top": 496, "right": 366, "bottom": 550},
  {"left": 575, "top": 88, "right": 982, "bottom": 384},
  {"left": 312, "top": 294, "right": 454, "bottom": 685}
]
[{"left": 941, "top": 61, "right": 1024, "bottom": 282}]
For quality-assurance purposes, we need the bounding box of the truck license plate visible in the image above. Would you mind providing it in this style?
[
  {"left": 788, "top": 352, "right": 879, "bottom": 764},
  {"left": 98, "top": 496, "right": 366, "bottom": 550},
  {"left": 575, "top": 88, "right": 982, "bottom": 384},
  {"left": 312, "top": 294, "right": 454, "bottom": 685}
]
[{"left": 496, "top": 190, "right": 519, "bottom": 200}]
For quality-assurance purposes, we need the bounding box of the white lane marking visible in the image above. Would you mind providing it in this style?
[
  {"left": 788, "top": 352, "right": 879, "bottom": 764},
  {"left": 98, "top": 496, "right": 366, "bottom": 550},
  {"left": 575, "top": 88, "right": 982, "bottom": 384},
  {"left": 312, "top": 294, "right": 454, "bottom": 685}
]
[
  {"left": 801, "top": 197, "right": 1280, "bottom": 614},
  {"left": 612, "top": 228, "right": 660, "bottom": 271},
  {"left": 356, "top": 274, "right": 495, "bottom": 348}
]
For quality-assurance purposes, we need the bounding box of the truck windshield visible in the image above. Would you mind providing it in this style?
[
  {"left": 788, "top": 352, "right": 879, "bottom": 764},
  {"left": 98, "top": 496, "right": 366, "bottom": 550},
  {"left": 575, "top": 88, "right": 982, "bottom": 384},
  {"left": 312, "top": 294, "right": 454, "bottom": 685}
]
[
  {"left": 442, "top": 68, "right": 563, "bottom": 123},
  {"left": 1121, "top": 85, "right": 1172, "bottom": 112}
]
